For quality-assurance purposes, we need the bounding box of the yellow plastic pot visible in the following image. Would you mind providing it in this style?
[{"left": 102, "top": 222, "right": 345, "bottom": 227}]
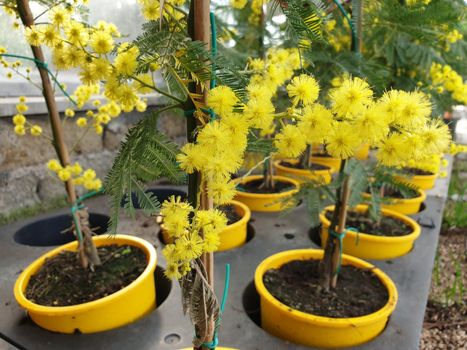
[
  {"left": 255, "top": 249, "right": 398, "bottom": 348},
  {"left": 161, "top": 200, "right": 250, "bottom": 252},
  {"left": 362, "top": 189, "right": 426, "bottom": 215},
  {"left": 320, "top": 205, "right": 421, "bottom": 260},
  {"left": 14, "top": 234, "right": 157, "bottom": 334},
  {"left": 234, "top": 175, "right": 299, "bottom": 212},
  {"left": 311, "top": 154, "right": 342, "bottom": 170},
  {"left": 274, "top": 159, "right": 335, "bottom": 184},
  {"left": 355, "top": 143, "right": 370, "bottom": 160},
  {"left": 395, "top": 172, "right": 437, "bottom": 190}
]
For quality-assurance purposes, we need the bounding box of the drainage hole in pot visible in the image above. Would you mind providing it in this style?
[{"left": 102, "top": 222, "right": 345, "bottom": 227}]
[
  {"left": 164, "top": 333, "right": 181, "bottom": 345},
  {"left": 155, "top": 265, "right": 173, "bottom": 307},
  {"left": 120, "top": 188, "right": 187, "bottom": 209},
  {"left": 284, "top": 233, "right": 295, "bottom": 240},
  {"left": 308, "top": 225, "right": 322, "bottom": 247},
  {"left": 242, "top": 281, "right": 261, "bottom": 327},
  {"left": 14, "top": 213, "right": 109, "bottom": 247}
]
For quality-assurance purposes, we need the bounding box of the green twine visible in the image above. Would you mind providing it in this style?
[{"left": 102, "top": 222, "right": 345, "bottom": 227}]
[
  {"left": 70, "top": 188, "right": 104, "bottom": 243},
  {"left": 329, "top": 227, "right": 359, "bottom": 275},
  {"left": 331, "top": 0, "right": 357, "bottom": 53},
  {"left": 0, "top": 53, "right": 77, "bottom": 106},
  {"left": 201, "top": 263, "right": 231, "bottom": 349}
]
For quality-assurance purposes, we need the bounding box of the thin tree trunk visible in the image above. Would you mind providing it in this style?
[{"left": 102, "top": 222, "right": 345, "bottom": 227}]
[
  {"left": 16, "top": 0, "right": 100, "bottom": 268},
  {"left": 330, "top": 176, "right": 350, "bottom": 288},
  {"left": 187, "top": 1, "right": 215, "bottom": 349},
  {"left": 320, "top": 160, "right": 349, "bottom": 290},
  {"left": 299, "top": 144, "right": 313, "bottom": 169}
]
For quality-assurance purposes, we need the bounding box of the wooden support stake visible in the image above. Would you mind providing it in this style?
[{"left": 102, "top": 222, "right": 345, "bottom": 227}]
[{"left": 16, "top": 0, "right": 100, "bottom": 268}]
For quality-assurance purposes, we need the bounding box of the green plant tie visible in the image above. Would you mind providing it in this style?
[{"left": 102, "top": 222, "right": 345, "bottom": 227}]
[
  {"left": 201, "top": 263, "right": 231, "bottom": 349},
  {"left": 70, "top": 188, "right": 104, "bottom": 243},
  {"left": 329, "top": 227, "right": 358, "bottom": 275},
  {"left": 0, "top": 53, "right": 77, "bottom": 106},
  {"left": 331, "top": 0, "right": 357, "bottom": 52}
]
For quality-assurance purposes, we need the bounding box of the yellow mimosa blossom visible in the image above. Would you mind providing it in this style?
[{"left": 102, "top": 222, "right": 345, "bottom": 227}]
[
  {"left": 329, "top": 77, "right": 373, "bottom": 117},
  {"left": 58, "top": 168, "right": 72, "bottom": 181},
  {"left": 274, "top": 124, "right": 307, "bottom": 158},
  {"left": 76, "top": 117, "right": 87, "bottom": 127},
  {"left": 16, "top": 103, "right": 28, "bottom": 113},
  {"left": 326, "top": 122, "right": 361, "bottom": 159},
  {"left": 298, "top": 104, "right": 333, "bottom": 144},
  {"left": 231, "top": 0, "right": 248, "bottom": 9},
  {"left": 286, "top": 74, "right": 320, "bottom": 106},
  {"left": 13, "top": 114, "right": 26, "bottom": 125},
  {"left": 47, "top": 159, "right": 62, "bottom": 172},
  {"left": 14, "top": 125, "right": 26, "bottom": 136},
  {"left": 30, "top": 125, "right": 42, "bottom": 136},
  {"left": 90, "top": 30, "right": 114, "bottom": 54},
  {"left": 207, "top": 86, "right": 238, "bottom": 117},
  {"left": 208, "top": 179, "right": 237, "bottom": 205},
  {"left": 24, "top": 26, "right": 42, "bottom": 46}
]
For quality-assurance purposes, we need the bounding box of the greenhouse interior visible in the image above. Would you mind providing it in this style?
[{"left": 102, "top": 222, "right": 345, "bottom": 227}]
[{"left": 0, "top": 0, "right": 466, "bottom": 349}]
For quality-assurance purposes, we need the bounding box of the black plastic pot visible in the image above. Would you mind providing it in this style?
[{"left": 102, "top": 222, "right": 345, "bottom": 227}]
[
  {"left": 14, "top": 213, "right": 109, "bottom": 247},
  {"left": 120, "top": 188, "right": 187, "bottom": 209}
]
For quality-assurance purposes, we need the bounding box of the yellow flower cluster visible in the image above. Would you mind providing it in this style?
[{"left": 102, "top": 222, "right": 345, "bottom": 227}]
[
  {"left": 19, "top": 3, "right": 153, "bottom": 125},
  {"left": 11, "top": 98, "right": 43, "bottom": 137},
  {"left": 46, "top": 159, "right": 102, "bottom": 191},
  {"left": 137, "top": 0, "right": 185, "bottom": 23},
  {"left": 429, "top": 63, "right": 467, "bottom": 104},
  {"left": 449, "top": 143, "right": 467, "bottom": 156},
  {"left": 178, "top": 86, "right": 249, "bottom": 205},
  {"left": 265, "top": 75, "right": 451, "bottom": 167},
  {"left": 160, "top": 196, "right": 227, "bottom": 279},
  {"left": 406, "top": 0, "right": 431, "bottom": 5}
]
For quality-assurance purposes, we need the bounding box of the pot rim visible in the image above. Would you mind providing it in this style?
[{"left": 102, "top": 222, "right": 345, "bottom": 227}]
[
  {"left": 234, "top": 175, "right": 299, "bottom": 199},
  {"left": 14, "top": 234, "right": 157, "bottom": 315},
  {"left": 362, "top": 188, "right": 426, "bottom": 204},
  {"left": 319, "top": 204, "right": 421, "bottom": 243},
  {"left": 254, "top": 249, "right": 398, "bottom": 327},
  {"left": 274, "top": 159, "right": 335, "bottom": 175},
  {"left": 227, "top": 200, "right": 251, "bottom": 229}
]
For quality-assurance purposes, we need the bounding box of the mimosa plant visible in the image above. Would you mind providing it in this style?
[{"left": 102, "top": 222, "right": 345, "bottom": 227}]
[
  {"left": 286, "top": 75, "right": 452, "bottom": 289},
  {"left": 0, "top": 0, "right": 121, "bottom": 268},
  {"left": 3, "top": 0, "right": 250, "bottom": 347}
]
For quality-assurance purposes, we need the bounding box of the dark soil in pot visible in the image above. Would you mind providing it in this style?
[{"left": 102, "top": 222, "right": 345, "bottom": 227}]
[
  {"left": 26, "top": 244, "right": 147, "bottom": 306},
  {"left": 324, "top": 210, "right": 413, "bottom": 236},
  {"left": 369, "top": 186, "right": 419, "bottom": 199},
  {"left": 402, "top": 168, "right": 435, "bottom": 176},
  {"left": 237, "top": 178, "right": 295, "bottom": 194},
  {"left": 280, "top": 161, "right": 330, "bottom": 171},
  {"left": 312, "top": 152, "right": 334, "bottom": 158},
  {"left": 219, "top": 204, "right": 241, "bottom": 225},
  {"left": 263, "top": 259, "right": 388, "bottom": 318}
]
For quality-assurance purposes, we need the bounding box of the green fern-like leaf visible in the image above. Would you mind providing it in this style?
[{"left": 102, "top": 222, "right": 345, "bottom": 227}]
[{"left": 104, "top": 108, "right": 184, "bottom": 233}]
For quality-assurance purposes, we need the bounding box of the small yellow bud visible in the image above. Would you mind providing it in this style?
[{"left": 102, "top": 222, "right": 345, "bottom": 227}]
[
  {"left": 30, "top": 125, "right": 42, "bottom": 136},
  {"left": 47, "top": 159, "right": 62, "bottom": 172},
  {"left": 94, "top": 124, "right": 103, "bottom": 135},
  {"left": 76, "top": 117, "right": 87, "bottom": 127},
  {"left": 71, "top": 162, "right": 83, "bottom": 176},
  {"left": 19, "top": 96, "right": 26, "bottom": 103},
  {"left": 14, "top": 124, "right": 26, "bottom": 135},
  {"left": 57, "top": 168, "right": 72, "bottom": 181},
  {"left": 65, "top": 108, "right": 75, "bottom": 117},
  {"left": 13, "top": 114, "right": 26, "bottom": 125},
  {"left": 149, "top": 62, "right": 160, "bottom": 71},
  {"left": 83, "top": 169, "right": 96, "bottom": 181},
  {"left": 16, "top": 103, "right": 28, "bottom": 113}
]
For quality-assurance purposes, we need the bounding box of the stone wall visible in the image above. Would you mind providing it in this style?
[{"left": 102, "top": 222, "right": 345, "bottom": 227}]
[{"left": 0, "top": 107, "right": 186, "bottom": 219}]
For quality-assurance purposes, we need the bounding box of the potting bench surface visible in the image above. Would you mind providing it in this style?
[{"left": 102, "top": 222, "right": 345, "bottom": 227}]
[{"left": 0, "top": 162, "right": 452, "bottom": 350}]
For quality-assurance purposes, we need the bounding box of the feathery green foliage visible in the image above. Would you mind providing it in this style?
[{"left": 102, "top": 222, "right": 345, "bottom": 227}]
[{"left": 104, "top": 108, "right": 184, "bottom": 234}]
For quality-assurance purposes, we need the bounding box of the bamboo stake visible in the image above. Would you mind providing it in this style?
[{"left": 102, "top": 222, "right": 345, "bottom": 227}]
[
  {"left": 16, "top": 0, "right": 100, "bottom": 268},
  {"left": 187, "top": 1, "right": 215, "bottom": 349}
]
